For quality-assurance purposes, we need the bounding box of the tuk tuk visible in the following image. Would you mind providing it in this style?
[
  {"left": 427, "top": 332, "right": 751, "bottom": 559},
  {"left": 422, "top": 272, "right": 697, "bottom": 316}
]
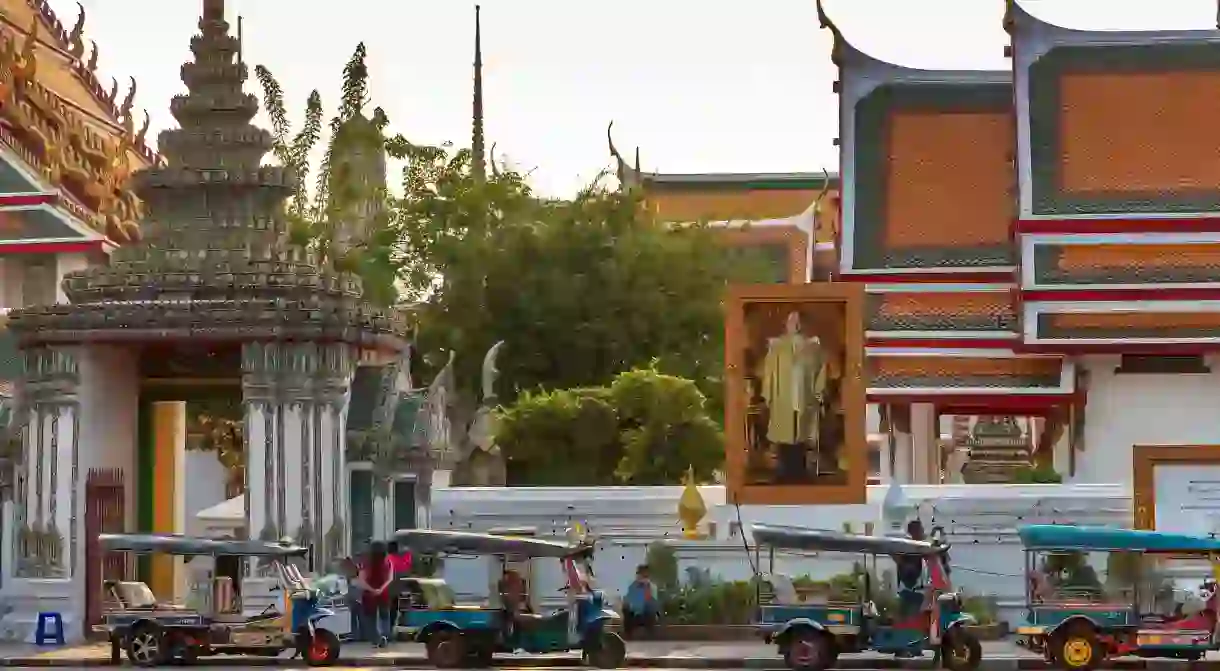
[
  {"left": 92, "top": 533, "right": 342, "bottom": 667},
  {"left": 394, "top": 528, "right": 626, "bottom": 668},
  {"left": 751, "top": 524, "right": 981, "bottom": 671},
  {"left": 1016, "top": 524, "right": 1220, "bottom": 669}
]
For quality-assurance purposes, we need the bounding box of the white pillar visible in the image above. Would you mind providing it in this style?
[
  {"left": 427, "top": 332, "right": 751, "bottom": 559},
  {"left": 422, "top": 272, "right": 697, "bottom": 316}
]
[
  {"left": 243, "top": 342, "right": 353, "bottom": 570},
  {"left": 15, "top": 347, "right": 78, "bottom": 579},
  {"left": 910, "top": 403, "right": 937, "bottom": 484},
  {"left": 892, "top": 430, "right": 912, "bottom": 484},
  {"left": 242, "top": 344, "right": 274, "bottom": 545}
]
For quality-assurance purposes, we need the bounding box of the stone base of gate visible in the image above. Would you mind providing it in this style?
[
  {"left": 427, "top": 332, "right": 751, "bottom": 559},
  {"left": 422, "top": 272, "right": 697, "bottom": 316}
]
[{"left": 0, "top": 578, "right": 79, "bottom": 643}]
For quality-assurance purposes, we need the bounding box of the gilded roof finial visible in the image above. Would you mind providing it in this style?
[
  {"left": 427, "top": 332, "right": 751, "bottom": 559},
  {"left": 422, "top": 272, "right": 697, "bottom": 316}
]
[
  {"left": 120, "top": 76, "right": 137, "bottom": 124},
  {"left": 815, "top": 0, "right": 845, "bottom": 67},
  {"left": 471, "top": 4, "right": 486, "bottom": 182},
  {"left": 135, "top": 110, "right": 150, "bottom": 147},
  {"left": 68, "top": 2, "right": 86, "bottom": 62},
  {"left": 606, "top": 120, "right": 640, "bottom": 188},
  {"left": 15, "top": 16, "right": 39, "bottom": 84},
  {"left": 86, "top": 40, "right": 98, "bottom": 72},
  {"left": 812, "top": 168, "right": 832, "bottom": 216},
  {"left": 106, "top": 76, "right": 118, "bottom": 106},
  {"left": 1003, "top": 0, "right": 1019, "bottom": 35}
]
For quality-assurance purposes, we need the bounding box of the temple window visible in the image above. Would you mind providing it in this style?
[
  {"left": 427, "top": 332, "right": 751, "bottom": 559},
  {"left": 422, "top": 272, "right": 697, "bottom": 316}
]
[{"left": 1116, "top": 354, "right": 1210, "bottom": 375}]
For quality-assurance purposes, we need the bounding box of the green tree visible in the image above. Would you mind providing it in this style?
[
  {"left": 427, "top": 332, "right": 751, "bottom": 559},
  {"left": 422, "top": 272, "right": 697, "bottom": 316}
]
[
  {"left": 399, "top": 142, "right": 752, "bottom": 411},
  {"left": 255, "top": 43, "right": 403, "bottom": 306},
  {"left": 494, "top": 367, "right": 723, "bottom": 485}
]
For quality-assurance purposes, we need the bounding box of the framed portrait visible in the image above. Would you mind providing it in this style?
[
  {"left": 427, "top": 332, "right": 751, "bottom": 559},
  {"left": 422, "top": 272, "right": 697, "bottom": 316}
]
[{"left": 724, "top": 283, "right": 866, "bottom": 504}]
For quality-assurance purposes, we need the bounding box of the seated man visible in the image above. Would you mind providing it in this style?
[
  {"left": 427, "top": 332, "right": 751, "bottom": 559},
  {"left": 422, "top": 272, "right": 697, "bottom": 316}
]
[
  {"left": 623, "top": 565, "right": 658, "bottom": 639},
  {"left": 894, "top": 521, "right": 927, "bottom": 618}
]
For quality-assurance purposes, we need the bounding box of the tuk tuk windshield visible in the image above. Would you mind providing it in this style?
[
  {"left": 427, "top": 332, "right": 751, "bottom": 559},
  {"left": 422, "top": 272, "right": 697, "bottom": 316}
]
[{"left": 1019, "top": 526, "right": 1220, "bottom": 615}]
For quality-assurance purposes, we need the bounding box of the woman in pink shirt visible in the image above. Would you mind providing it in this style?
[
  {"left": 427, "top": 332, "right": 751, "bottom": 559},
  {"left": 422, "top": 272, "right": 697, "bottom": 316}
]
[{"left": 386, "top": 541, "right": 412, "bottom": 632}]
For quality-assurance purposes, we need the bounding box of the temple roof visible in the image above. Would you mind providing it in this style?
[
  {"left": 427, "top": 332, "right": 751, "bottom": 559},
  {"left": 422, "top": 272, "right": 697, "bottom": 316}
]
[
  {"left": 7, "top": 0, "right": 408, "bottom": 349},
  {"left": 0, "top": 0, "right": 155, "bottom": 244}
]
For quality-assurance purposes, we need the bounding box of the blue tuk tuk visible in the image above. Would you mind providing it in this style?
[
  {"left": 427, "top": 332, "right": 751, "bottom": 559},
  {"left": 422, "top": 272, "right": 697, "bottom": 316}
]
[
  {"left": 751, "top": 524, "right": 981, "bottom": 671},
  {"left": 1016, "top": 525, "right": 1220, "bottom": 670},
  {"left": 394, "top": 529, "right": 626, "bottom": 668}
]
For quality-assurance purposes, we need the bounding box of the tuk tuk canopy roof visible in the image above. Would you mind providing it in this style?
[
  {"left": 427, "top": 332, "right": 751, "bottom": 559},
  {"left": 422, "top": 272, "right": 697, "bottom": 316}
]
[
  {"left": 1018, "top": 525, "right": 1220, "bottom": 553},
  {"left": 98, "top": 533, "right": 308, "bottom": 557},
  {"left": 392, "top": 529, "right": 584, "bottom": 557},
  {"left": 751, "top": 524, "right": 941, "bottom": 556}
]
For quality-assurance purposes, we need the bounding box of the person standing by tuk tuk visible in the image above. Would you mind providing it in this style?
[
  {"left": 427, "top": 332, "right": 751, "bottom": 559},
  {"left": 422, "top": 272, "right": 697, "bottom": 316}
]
[{"left": 361, "top": 542, "right": 395, "bottom": 648}]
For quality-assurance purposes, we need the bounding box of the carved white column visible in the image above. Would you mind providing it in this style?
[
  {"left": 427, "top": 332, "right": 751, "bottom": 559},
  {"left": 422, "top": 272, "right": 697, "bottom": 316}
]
[
  {"left": 316, "top": 344, "right": 354, "bottom": 567},
  {"left": 245, "top": 342, "right": 353, "bottom": 569},
  {"left": 16, "top": 347, "right": 78, "bottom": 578},
  {"left": 241, "top": 343, "right": 277, "bottom": 544}
]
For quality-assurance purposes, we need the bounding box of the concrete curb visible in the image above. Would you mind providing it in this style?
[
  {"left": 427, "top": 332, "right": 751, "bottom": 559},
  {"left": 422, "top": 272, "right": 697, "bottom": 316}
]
[{"left": 0, "top": 655, "right": 1211, "bottom": 669}]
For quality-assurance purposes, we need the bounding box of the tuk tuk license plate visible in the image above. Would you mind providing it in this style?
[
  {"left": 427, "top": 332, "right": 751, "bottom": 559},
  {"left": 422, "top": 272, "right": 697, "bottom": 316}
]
[{"left": 232, "top": 632, "right": 276, "bottom": 646}]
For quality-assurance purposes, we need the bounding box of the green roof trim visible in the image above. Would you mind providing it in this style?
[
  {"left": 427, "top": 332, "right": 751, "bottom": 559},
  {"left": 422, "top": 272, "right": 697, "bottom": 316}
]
[
  {"left": 1030, "top": 43, "right": 1220, "bottom": 215},
  {"left": 853, "top": 81, "right": 1015, "bottom": 270},
  {"left": 644, "top": 172, "right": 839, "bottom": 192}
]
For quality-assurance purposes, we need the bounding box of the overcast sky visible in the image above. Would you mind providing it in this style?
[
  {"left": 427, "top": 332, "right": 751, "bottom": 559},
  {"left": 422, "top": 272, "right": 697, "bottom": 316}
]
[{"left": 50, "top": 0, "right": 1218, "bottom": 197}]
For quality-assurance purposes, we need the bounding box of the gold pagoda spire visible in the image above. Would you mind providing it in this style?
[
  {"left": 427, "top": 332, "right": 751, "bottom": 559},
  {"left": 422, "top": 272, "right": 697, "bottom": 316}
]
[{"left": 471, "top": 5, "right": 486, "bottom": 182}]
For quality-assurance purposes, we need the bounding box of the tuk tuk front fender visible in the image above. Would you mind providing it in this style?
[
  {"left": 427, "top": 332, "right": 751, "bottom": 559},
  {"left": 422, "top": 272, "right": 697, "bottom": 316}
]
[
  {"left": 418, "top": 621, "right": 463, "bottom": 642},
  {"left": 774, "top": 618, "right": 828, "bottom": 642},
  {"left": 1046, "top": 614, "right": 1101, "bottom": 638},
  {"left": 945, "top": 613, "right": 977, "bottom": 630}
]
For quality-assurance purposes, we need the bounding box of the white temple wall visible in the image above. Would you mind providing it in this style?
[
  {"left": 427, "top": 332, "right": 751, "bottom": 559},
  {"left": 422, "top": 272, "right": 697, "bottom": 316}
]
[
  {"left": 183, "top": 451, "right": 226, "bottom": 537},
  {"left": 431, "top": 482, "right": 1129, "bottom": 625},
  {"left": 75, "top": 346, "right": 139, "bottom": 570},
  {"left": 1076, "top": 354, "right": 1220, "bottom": 484}
]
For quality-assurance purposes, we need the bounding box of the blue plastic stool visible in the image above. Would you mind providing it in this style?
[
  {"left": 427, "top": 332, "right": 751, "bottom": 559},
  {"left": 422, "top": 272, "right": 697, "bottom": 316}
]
[{"left": 34, "top": 612, "right": 64, "bottom": 646}]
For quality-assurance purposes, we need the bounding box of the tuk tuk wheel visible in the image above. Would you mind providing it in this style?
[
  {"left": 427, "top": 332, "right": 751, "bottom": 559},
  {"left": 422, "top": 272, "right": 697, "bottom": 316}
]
[
  {"left": 125, "top": 624, "right": 167, "bottom": 668},
  {"left": 586, "top": 631, "right": 626, "bottom": 669},
  {"left": 1053, "top": 627, "right": 1100, "bottom": 671},
  {"left": 303, "top": 629, "right": 340, "bottom": 667},
  {"left": 943, "top": 629, "right": 982, "bottom": 671},
  {"left": 426, "top": 629, "right": 467, "bottom": 669},
  {"left": 783, "top": 628, "right": 834, "bottom": 671}
]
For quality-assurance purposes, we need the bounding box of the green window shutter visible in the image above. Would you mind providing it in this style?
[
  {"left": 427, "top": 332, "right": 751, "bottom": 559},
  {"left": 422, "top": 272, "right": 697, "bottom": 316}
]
[
  {"left": 350, "top": 470, "right": 374, "bottom": 553},
  {"left": 393, "top": 480, "right": 416, "bottom": 532}
]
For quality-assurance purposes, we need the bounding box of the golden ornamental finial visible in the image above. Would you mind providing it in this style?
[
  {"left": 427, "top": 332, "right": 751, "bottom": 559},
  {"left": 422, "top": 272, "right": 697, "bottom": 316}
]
[
  {"left": 135, "top": 110, "right": 150, "bottom": 147},
  {"left": 68, "top": 3, "right": 86, "bottom": 61},
  {"left": 120, "top": 76, "right": 137, "bottom": 122},
  {"left": 813, "top": 167, "right": 833, "bottom": 216},
  {"left": 15, "top": 16, "right": 38, "bottom": 85},
  {"left": 106, "top": 77, "right": 118, "bottom": 106},
  {"left": 86, "top": 41, "right": 98, "bottom": 72},
  {"left": 678, "top": 466, "right": 708, "bottom": 540}
]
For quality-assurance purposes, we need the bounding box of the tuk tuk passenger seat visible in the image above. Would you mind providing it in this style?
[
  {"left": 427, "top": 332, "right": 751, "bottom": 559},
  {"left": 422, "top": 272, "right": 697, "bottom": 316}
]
[{"left": 113, "top": 581, "right": 157, "bottom": 610}]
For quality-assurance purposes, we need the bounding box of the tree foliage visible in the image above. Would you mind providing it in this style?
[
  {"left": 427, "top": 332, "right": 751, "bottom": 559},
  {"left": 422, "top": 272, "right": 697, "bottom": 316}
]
[
  {"left": 495, "top": 367, "right": 723, "bottom": 485},
  {"left": 400, "top": 140, "right": 759, "bottom": 416},
  {"left": 255, "top": 43, "right": 403, "bottom": 306}
]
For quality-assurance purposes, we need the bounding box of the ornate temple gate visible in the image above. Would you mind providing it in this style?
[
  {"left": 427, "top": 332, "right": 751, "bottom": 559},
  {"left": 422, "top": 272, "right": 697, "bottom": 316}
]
[{"left": 84, "top": 468, "right": 125, "bottom": 636}]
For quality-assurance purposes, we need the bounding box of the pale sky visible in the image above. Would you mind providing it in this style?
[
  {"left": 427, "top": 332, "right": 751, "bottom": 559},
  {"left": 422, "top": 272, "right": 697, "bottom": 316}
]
[{"left": 51, "top": 0, "right": 1219, "bottom": 197}]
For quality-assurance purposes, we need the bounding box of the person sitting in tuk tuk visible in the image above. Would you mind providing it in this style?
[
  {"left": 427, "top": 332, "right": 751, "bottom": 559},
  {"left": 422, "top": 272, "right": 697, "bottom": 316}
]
[
  {"left": 623, "top": 565, "right": 659, "bottom": 639},
  {"left": 894, "top": 520, "right": 927, "bottom": 617}
]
